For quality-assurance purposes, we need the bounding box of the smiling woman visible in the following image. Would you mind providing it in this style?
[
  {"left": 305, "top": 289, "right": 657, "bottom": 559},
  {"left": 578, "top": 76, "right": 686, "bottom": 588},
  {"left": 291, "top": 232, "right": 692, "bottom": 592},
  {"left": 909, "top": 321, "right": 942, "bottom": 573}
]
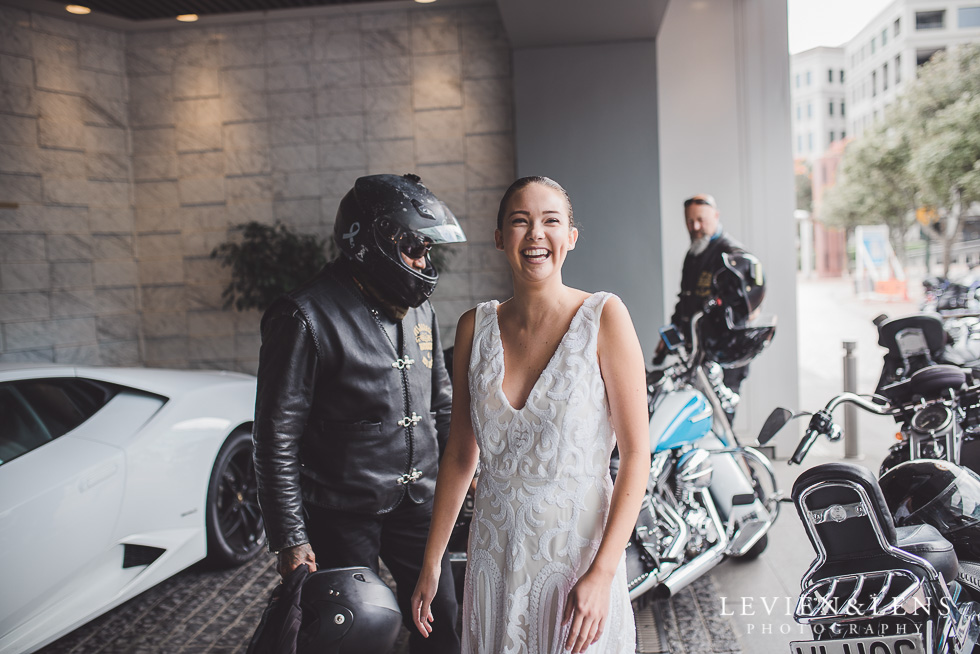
[{"left": 411, "top": 177, "right": 651, "bottom": 654}]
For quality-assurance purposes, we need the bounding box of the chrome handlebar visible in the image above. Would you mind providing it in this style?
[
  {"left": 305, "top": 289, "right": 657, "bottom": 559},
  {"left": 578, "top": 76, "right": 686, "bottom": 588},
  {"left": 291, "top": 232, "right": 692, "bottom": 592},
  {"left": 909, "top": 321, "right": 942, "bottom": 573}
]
[{"left": 788, "top": 393, "right": 894, "bottom": 466}]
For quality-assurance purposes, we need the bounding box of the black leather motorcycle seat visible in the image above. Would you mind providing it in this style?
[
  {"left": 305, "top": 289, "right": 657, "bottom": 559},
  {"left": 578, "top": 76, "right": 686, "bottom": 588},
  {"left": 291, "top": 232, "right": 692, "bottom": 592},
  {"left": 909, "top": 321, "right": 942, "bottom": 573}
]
[
  {"left": 894, "top": 523, "right": 959, "bottom": 582},
  {"left": 908, "top": 364, "right": 967, "bottom": 397}
]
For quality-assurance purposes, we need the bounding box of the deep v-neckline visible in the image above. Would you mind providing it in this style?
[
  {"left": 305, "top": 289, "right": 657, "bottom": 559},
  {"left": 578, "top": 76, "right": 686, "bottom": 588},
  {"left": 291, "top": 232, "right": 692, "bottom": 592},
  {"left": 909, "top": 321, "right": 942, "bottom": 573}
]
[{"left": 492, "top": 294, "right": 593, "bottom": 412}]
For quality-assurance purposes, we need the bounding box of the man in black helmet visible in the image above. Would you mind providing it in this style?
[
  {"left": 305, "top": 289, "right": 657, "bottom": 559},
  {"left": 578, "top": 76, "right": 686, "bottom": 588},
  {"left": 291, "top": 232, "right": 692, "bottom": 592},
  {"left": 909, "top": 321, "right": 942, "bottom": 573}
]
[{"left": 252, "top": 174, "right": 465, "bottom": 653}]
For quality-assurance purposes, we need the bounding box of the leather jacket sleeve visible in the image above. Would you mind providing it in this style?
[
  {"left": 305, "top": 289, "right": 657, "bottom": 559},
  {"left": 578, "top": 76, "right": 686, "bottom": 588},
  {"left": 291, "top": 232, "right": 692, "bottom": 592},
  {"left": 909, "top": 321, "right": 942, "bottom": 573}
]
[
  {"left": 252, "top": 302, "right": 319, "bottom": 553},
  {"left": 429, "top": 309, "right": 452, "bottom": 456}
]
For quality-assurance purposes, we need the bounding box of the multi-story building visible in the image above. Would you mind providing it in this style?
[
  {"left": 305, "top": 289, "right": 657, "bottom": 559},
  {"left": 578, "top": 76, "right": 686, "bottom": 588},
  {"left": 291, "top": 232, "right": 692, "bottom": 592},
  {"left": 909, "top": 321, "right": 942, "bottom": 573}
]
[
  {"left": 846, "top": 0, "right": 980, "bottom": 137},
  {"left": 790, "top": 46, "right": 848, "bottom": 162}
]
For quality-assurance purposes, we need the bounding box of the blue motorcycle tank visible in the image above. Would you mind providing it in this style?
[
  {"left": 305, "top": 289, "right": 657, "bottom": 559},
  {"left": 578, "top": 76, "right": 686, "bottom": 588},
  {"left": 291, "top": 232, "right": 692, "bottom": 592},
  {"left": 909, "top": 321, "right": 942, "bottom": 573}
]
[{"left": 649, "top": 388, "right": 714, "bottom": 452}]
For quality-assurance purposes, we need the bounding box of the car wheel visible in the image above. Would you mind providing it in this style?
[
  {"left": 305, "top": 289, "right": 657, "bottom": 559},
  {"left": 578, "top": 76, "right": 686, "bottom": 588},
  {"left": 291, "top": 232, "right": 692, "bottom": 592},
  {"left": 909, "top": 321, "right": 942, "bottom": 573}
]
[{"left": 206, "top": 428, "right": 266, "bottom": 567}]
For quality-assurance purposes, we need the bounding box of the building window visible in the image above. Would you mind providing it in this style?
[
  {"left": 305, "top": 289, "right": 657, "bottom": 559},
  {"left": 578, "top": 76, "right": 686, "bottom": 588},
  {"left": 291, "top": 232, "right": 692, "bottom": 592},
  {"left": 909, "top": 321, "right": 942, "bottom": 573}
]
[
  {"left": 882, "top": 27, "right": 888, "bottom": 46},
  {"left": 959, "top": 7, "right": 980, "bottom": 27},
  {"left": 916, "top": 10, "right": 946, "bottom": 30},
  {"left": 806, "top": 70, "right": 812, "bottom": 85},
  {"left": 871, "top": 36, "right": 876, "bottom": 53},
  {"left": 896, "top": 54, "right": 901, "bottom": 83},
  {"left": 828, "top": 68, "right": 834, "bottom": 83},
  {"left": 872, "top": 70, "right": 877, "bottom": 96},
  {"left": 830, "top": 131, "right": 835, "bottom": 144},
  {"left": 798, "top": 134, "right": 803, "bottom": 153},
  {"left": 840, "top": 69, "right": 845, "bottom": 83},
  {"left": 894, "top": 17, "right": 901, "bottom": 36},
  {"left": 807, "top": 102, "right": 812, "bottom": 118},
  {"left": 795, "top": 73, "right": 800, "bottom": 88},
  {"left": 808, "top": 132, "right": 813, "bottom": 151},
  {"left": 841, "top": 100, "right": 846, "bottom": 117},
  {"left": 917, "top": 47, "right": 945, "bottom": 67},
  {"left": 828, "top": 101, "right": 833, "bottom": 116},
  {"left": 883, "top": 62, "right": 889, "bottom": 90},
  {"left": 841, "top": 130, "right": 846, "bottom": 139},
  {"left": 797, "top": 104, "right": 801, "bottom": 120}
]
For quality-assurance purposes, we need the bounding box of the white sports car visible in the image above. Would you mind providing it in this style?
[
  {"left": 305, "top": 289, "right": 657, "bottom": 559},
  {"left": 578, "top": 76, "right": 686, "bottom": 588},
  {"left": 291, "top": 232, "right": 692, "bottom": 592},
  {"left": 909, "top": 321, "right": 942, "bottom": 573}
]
[{"left": 0, "top": 365, "right": 266, "bottom": 654}]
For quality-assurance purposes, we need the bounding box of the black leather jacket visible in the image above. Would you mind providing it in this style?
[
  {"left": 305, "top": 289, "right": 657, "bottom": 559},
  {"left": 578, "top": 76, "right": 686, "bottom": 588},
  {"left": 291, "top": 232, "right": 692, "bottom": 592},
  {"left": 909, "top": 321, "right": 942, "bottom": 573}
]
[
  {"left": 252, "top": 258, "right": 452, "bottom": 553},
  {"left": 670, "top": 230, "right": 745, "bottom": 340}
]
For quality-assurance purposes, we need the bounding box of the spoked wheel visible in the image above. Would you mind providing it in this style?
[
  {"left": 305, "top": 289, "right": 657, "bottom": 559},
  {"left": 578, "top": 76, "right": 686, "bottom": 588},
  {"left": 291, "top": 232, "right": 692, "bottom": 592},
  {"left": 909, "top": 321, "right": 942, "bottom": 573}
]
[{"left": 206, "top": 429, "right": 266, "bottom": 567}]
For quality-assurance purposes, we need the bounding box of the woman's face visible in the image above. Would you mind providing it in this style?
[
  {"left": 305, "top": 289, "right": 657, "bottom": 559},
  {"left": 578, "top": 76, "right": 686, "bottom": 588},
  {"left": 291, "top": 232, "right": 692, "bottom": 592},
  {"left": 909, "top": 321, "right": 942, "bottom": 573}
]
[{"left": 494, "top": 183, "right": 577, "bottom": 282}]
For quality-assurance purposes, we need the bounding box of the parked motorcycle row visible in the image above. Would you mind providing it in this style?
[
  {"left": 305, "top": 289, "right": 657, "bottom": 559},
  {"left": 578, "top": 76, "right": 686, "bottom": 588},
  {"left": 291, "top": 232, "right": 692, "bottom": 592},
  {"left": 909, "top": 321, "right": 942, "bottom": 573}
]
[{"left": 754, "top": 302, "right": 980, "bottom": 654}]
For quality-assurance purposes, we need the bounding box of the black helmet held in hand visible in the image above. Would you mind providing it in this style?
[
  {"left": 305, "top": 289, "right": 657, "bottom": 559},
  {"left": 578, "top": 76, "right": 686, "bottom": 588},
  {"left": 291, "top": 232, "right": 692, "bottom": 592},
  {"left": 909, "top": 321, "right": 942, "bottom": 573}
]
[
  {"left": 712, "top": 252, "right": 766, "bottom": 324},
  {"left": 881, "top": 460, "right": 980, "bottom": 562},
  {"left": 334, "top": 173, "right": 466, "bottom": 308},
  {"left": 297, "top": 566, "right": 402, "bottom": 654},
  {"left": 698, "top": 252, "right": 775, "bottom": 367}
]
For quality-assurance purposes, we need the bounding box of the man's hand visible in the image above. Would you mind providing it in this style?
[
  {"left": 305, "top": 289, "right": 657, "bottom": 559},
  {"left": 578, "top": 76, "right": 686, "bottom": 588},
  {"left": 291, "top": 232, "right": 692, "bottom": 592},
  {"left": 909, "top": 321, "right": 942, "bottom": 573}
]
[
  {"left": 652, "top": 339, "right": 667, "bottom": 365},
  {"left": 276, "top": 543, "right": 317, "bottom": 578}
]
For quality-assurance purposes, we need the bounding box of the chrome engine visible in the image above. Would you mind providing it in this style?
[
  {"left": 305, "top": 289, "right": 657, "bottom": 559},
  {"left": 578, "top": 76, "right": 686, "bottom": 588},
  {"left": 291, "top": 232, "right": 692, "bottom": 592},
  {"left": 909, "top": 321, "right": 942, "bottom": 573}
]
[{"left": 627, "top": 449, "right": 726, "bottom": 599}]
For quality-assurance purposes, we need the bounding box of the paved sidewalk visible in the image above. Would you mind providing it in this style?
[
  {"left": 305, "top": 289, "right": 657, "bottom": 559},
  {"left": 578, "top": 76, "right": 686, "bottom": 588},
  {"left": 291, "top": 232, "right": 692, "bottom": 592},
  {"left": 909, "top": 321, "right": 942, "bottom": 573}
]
[{"left": 40, "top": 554, "right": 279, "bottom": 653}]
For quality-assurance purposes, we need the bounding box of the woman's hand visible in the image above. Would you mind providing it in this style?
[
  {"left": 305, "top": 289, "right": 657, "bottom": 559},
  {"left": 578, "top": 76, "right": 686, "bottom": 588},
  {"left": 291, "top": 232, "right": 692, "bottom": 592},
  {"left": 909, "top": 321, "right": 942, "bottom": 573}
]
[
  {"left": 561, "top": 569, "right": 612, "bottom": 653},
  {"left": 411, "top": 564, "right": 442, "bottom": 638}
]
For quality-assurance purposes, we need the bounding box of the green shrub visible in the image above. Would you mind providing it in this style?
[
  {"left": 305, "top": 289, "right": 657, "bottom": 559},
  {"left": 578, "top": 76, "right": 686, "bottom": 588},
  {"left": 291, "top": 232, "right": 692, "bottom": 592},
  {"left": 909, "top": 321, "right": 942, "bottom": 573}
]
[{"left": 211, "top": 221, "right": 330, "bottom": 312}]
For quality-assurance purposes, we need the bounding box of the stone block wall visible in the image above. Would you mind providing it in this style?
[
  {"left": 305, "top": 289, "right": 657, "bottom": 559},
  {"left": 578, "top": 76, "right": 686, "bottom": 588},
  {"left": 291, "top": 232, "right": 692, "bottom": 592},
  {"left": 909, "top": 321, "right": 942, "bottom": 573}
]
[
  {"left": 0, "top": 1, "right": 515, "bottom": 373},
  {"left": 0, "top": 6, "right": 139, "bottom": 366}
]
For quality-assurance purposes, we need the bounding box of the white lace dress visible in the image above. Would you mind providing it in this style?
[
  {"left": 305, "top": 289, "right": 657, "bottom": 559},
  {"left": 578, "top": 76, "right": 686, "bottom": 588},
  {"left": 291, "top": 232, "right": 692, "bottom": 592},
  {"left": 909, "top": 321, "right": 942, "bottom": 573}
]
[{"left": 462, "top": 292, "right": 635, "bottom": 654}]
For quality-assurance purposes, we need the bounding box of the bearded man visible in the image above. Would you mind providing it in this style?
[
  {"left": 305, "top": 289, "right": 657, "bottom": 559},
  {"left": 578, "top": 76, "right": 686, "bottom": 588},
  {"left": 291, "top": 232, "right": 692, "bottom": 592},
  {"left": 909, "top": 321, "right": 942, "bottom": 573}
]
[{"left": 660, "top": 193, "right": 754, "bottom": 402}]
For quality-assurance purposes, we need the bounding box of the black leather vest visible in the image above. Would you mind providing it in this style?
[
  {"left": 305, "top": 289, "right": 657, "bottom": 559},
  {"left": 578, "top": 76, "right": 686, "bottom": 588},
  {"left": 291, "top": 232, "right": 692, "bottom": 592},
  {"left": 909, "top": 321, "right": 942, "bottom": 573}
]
[{"left": 253, "top": 259, "right": 452, "bottom": 552}]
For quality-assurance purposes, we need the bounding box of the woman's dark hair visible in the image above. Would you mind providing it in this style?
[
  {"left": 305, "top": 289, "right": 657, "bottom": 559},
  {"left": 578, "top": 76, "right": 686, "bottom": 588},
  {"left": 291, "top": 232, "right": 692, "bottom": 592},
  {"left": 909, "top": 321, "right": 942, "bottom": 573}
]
[{"left": 496, "top": 176, "right": 574, "bottom": 231}]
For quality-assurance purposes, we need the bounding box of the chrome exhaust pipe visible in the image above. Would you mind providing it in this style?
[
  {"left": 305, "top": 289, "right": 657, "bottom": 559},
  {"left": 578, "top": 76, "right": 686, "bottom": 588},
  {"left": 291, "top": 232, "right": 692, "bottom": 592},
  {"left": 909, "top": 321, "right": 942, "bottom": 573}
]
[
  {"left": 628, "top": 497, "right": 690, "bottom": 601},
  {"left": 657, "top": 489, "right": 729, "bottom": 599},
  {"left": 656, "top": 538, "right": 728, "bottom": 598}
]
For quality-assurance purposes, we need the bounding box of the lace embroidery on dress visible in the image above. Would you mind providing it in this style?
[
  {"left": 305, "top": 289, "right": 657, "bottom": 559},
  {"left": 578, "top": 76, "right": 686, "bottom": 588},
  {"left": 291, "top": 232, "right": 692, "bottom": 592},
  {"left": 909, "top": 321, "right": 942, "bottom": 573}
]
[{"left": 462, "top": 291, "right": 636, "bottom": 654}]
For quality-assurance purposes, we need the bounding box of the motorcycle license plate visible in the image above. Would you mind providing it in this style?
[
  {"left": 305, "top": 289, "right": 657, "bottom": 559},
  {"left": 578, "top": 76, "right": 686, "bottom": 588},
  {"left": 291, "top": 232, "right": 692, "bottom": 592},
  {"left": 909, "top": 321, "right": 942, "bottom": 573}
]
[{"left": 789, "top": 633, "right": 923, "bottom": 654}]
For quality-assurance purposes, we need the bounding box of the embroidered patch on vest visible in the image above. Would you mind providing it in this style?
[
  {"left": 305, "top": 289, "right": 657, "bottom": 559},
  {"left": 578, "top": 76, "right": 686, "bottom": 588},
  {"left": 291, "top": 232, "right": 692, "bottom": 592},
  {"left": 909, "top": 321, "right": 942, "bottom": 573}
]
[{"left": 414, "top": 323, "right": 434, "bottom": 368}]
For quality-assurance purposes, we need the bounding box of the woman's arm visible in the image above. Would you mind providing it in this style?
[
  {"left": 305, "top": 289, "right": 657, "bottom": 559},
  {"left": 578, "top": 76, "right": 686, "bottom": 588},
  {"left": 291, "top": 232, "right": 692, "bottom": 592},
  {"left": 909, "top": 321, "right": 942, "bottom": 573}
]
[
  {"left": 563, "top": 296, "right": 650, "bottom": 653},
  {"left": 411, "top": 308, "right": 481, "bottom": 637}
]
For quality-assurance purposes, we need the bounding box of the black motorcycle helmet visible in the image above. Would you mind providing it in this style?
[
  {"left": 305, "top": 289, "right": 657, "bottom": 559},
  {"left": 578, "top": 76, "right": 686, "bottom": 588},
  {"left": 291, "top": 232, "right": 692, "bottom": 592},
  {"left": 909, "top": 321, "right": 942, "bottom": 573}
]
[
  {"left": 699, "top": 252, "right": 775, "bottom": 368},
  {"left": 880, "top": 460, "right": 980, "bottom": 561},
  {"left": 297, "top": 566, "right": 402, "bottom": 654},
  {"left": 334, "top": 173, "right": 466, "bottom": 308}
]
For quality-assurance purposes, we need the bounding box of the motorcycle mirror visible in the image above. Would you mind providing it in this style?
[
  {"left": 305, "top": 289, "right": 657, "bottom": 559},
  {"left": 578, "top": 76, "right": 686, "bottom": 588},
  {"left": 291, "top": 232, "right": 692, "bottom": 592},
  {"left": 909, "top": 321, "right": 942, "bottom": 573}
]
[{"left": 757, "top": 407, "right": 794, "bottom": 444}]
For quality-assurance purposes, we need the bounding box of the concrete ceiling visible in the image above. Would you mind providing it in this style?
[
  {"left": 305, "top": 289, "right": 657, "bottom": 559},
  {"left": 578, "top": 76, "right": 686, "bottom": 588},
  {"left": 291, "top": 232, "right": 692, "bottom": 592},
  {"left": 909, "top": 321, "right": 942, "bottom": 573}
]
[{"left": 494, "top": 0, "right": 670, "bottom": 48}]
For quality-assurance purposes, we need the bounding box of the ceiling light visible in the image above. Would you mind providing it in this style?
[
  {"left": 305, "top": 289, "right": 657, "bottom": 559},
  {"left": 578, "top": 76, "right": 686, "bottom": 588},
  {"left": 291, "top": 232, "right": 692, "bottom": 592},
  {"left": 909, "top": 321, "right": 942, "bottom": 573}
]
[
  {"left": 414, "top": 0, "right": 437, "bottom": 3},
  {"left": 176, "top": 14, "right": 199, "bottom": 22},
  {"left": 65, "top": 4, "right": 91, "bottom": 14}
]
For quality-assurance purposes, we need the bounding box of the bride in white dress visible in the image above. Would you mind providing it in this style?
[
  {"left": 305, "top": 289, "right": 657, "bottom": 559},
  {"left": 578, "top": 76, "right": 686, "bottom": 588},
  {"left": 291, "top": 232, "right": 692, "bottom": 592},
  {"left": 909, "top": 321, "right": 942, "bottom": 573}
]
[{"left": 411, "top": 177, "right": 650, "bottom": 654}]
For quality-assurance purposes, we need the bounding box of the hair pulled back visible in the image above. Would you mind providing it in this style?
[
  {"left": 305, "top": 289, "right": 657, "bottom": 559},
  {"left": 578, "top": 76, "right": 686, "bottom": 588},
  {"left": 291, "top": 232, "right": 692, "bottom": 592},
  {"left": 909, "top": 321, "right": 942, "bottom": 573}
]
[{"left": 496, "top": 176, "right": 574, "bottom": 231}]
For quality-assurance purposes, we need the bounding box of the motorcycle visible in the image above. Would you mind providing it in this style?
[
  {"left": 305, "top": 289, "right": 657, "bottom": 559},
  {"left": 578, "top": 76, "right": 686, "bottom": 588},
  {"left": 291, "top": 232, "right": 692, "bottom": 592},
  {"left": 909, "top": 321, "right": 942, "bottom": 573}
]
[
  {"left": 922, "top": 274, "right": 980, "bottom": 314},
  {"left": 872, "top": 313, "right": 980, "bottom": 474},
  {"left": 624, "top": 307, "right": 781, "bottom": 602},
  {"left": 759, "top": 395, "right": 980, "bottom": 654},
  {"left": 874, "top": 313, "right": 980, "bottom": 399}
]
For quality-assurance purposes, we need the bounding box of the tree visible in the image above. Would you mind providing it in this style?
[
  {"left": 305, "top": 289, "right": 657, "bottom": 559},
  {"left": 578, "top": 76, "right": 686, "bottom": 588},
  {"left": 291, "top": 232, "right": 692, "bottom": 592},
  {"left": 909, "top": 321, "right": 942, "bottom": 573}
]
[
  {"left": 820, "top": 123, "right": 918, "bottom": 262},
  {"left": 795, "top": 162, "right": 812, "bottom": 212},
  {"left": 903, "top": 45, "right": 980, "bottom": 275},
  {"left": 820, "top": 44, "right": 980, "bottom": 276}
]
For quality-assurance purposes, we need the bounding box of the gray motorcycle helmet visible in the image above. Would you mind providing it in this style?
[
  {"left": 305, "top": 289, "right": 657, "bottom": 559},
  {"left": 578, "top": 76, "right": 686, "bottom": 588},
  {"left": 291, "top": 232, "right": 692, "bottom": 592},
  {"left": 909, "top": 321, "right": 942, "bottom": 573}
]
[
  {"left": 333, "top": 173, "right": 466, "bottom": 308},
  {"left": 297, "top": 566, "right": 402, "bottom": 654}
]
